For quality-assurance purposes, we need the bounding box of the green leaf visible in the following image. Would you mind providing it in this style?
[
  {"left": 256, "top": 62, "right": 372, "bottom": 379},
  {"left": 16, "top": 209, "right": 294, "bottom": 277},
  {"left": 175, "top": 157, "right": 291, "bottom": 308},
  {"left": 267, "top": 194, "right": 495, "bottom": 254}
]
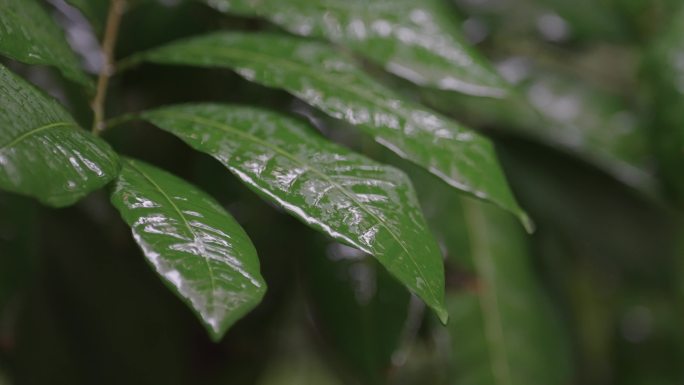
[
  {"left": 203, "top": 0, "right": 508, "bottom": 97},
  {"left": 445, "top": 199, "right": 571, "bottom": 385},
  {"left": 133, "top": 32, "right": 529, "bottom": 229},
  {"left": 0, "top": 0, "right": 92, "bottom": 88},
  {"left": 110, "top": 157, "right": 266, "bottom": 340},
  {"left": 424, "top": 64, "right": 654, "bottom": 191},
  {"left": 406, "top": 166, "right": 572, "bottom": 385},
  {"left": 139, "top": 103, "right": 448, "bottom": 322},
  {"left": 303, "top": 244, "right": 412, "bottom": 384},
  {"left": 0, "top": 64, "right": 119, "bottom": 207}
]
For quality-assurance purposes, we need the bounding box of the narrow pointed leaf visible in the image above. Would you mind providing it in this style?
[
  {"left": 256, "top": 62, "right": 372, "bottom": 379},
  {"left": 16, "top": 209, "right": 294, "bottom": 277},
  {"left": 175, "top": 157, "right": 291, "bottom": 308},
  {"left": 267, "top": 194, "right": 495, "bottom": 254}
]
[
  {"left": 204, "top": 0, "right": 509, "bottom": 97},
  {"left": 134, "top": 32, "right": 529, "bottom": 229},
  {"left": 110, "top": 158, "right": 266, "bottom": 340},
  {"left": 0, "top": 64, "right": 118, "bottom": 206},
  {"left": 0, "top": 0, "right": 92, "bottom": 88},
  {"left": 140, "top": 103, "right": 448, "bottom": 321}
]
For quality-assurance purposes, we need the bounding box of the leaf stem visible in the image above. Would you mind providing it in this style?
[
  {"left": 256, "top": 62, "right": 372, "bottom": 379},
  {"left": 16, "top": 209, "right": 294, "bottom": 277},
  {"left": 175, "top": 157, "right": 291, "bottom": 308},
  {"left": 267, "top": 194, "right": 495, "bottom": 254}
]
[{"left": 91, "top": 0, "right": 127, "bottom": 135}]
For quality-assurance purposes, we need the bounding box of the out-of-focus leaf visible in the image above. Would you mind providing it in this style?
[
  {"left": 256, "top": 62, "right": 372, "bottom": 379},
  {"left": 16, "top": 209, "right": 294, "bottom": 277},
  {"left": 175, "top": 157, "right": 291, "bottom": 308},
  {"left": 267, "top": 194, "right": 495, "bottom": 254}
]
[
  {"left": 425, "top": 62, "right": 653, "bottom": 190},
  {"left": 533, "top": 0, "right": 627, "bottom": 41},
  {"left": 65, "top": 0, "right": 109, "bottom": 34},
  {"left": 204, "top": 0, "right": 509, "bottom": 97},
  {"left": 403, "top": 165, "right": 571, "bottom": 385},
  {"left": 446, "top": 200, "right": 571, "bottom": 385},
  {"left": 304, "top": 243, "right": 413, "bottom": 384},
  {"left": 644, "top": 5, "right": 684, "bottom": 203},
  {"left": 110, "top": 158, "right": 266, "bottom": 340},
  {"left": 0, "top": 0, "right": 92, "bottom": 88},
  {"left": 0, "top": 64, "right": 119, "bottom": 207},
  {"left": 140, "top": 103, "right": 448, "bottom": 322},
  {"left": 132, "top": 32, "right": 529, "bottom": 229}
]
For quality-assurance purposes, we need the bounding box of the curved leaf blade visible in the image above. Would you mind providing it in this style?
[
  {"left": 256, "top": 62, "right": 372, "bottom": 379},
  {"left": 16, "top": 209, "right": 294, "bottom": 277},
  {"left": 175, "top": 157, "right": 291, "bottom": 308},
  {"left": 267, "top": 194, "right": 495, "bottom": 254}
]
[
  {"left": 140, "top": 103, "right": 448, "bottom": 322},
  {"left": 424, "top": 64, "right": 654, "bottom": 191},
  {"left": 0, "top": 0, "right": 92, "bottom": 88},
  {"left": 0, "top": 64, "right": 118, "bottom": 207},
  {"left": 134, "top": 32, "right": 529, "bottom": 229},
  {"left": 204, "top": 0, "right": 508, "bottom": 97},
  {"left": 110, "top": 157, "right": 266, "bottom": 340}
]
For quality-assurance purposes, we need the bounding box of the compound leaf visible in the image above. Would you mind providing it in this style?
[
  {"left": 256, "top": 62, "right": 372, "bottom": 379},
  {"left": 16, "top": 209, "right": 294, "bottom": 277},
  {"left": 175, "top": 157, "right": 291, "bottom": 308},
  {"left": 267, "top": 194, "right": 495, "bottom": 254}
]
[
  {"left": 133, "top": 32, "right": 529, "bottom": 229},
  {"left": 140, "top": 103, "right": 448, "bottom": 322}
]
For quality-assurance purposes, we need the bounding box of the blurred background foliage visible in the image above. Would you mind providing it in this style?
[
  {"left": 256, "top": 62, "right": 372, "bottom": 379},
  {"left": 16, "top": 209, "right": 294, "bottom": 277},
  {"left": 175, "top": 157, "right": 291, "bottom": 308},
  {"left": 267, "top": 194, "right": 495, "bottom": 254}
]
[{"left": 2, "top": 0, "right": 684, "bottom": 384}]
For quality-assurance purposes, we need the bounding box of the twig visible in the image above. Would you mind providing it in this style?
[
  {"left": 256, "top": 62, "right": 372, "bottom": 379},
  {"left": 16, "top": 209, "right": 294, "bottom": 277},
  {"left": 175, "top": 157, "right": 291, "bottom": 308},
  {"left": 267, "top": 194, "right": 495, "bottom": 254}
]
[{"left": 91, "top": 0, "right": 127, "bottom": 135}]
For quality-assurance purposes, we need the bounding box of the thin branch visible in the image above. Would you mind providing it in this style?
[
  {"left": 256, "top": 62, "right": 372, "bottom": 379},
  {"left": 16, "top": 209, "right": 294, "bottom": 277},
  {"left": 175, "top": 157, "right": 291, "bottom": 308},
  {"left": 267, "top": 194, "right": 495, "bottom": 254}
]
[{"left": 91, "top": 0, "right": 127, "bottom": 135}]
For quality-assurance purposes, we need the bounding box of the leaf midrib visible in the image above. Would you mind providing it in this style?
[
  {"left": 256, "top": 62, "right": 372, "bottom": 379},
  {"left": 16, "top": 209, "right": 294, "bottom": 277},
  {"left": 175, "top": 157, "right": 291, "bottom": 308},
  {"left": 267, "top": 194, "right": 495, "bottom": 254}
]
[
  {"left": 0, "top": 122, "right": 73, "bottom": 150},
  {"left": 125, "top": 159, "right": 219, "bottom": 303},
  {"left": 154, "top": 110, "right": 440, "bottom": 307}
]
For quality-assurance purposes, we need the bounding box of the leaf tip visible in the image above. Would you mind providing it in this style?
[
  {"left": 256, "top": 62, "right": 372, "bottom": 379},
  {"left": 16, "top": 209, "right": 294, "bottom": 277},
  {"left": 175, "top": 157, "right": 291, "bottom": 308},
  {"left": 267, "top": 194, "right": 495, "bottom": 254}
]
[
  {"left": 436, "top": 307, "right": 449, "bottom": 325},
  {"left": 519, "top": 212, "right": 536, "bottom": 234}
]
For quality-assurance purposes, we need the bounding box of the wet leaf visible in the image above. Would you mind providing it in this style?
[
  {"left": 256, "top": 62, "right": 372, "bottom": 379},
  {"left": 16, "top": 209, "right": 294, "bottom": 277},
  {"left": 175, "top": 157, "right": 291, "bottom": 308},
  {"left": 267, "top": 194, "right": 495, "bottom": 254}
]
[
  {"left": 424, "top": 63, "right": 654, "bottom": 191},
  {"left": 133, "top": 32, "right": 529, "bottom": 229},
  {"left": 204, "top": 0, "right": 509, "bottom": 97},
  {"left": 0, "top": 64, "right": 119, "bottom": 207},
  {"left": 0, "top": 0, "right": 92, "bottom": 88},
  {"left": 140, "top": 103, "right": 448, "bottom": 322},
  {"left": 110, "top": 157, "right": 266, "bottom": 340}
]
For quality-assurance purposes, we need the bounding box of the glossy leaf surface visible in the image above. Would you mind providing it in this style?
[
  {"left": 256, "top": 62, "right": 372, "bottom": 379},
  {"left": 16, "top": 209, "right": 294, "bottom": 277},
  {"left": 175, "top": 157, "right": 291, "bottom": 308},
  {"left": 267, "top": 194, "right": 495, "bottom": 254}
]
[
  {"left": 110, "top": 158, "right": 266, "bottom": 340},
  {"left": 403, "top": 164, "right": 571, "bottom": 385},
  {"left": 424, "top": 64, "right": 653, "bottom": 190},
  {"left": 0, "top": 64, "right": 118, "bottom": 207},
  {"left": 0, "top": 0, "right": 92, "bottom": 87},
  {"left": 135, "top": 32, "right": 528, "bottom": 228},
  {"left": 140, "top": 103, "right": 448, "bottom": 321},
  {"left": 204, "top": 0, "right": 508, "bottom": 97}
]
